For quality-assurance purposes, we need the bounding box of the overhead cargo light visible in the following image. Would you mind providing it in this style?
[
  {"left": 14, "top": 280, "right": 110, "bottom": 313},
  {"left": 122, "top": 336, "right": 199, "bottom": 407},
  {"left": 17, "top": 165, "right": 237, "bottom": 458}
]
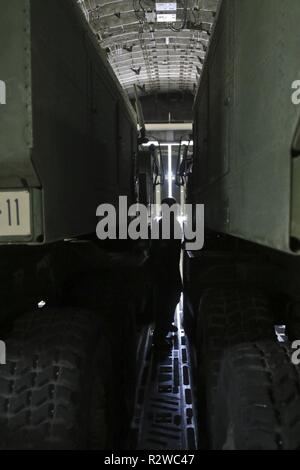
[
  {"left": 145, "top": 11, "right": 156, "bottom": 23},
  {"left": 157, "top": 13, "right": 177, "bottom": 22},
  {"left": 156, "top": 2, "right": 177, "bottom": 11}
]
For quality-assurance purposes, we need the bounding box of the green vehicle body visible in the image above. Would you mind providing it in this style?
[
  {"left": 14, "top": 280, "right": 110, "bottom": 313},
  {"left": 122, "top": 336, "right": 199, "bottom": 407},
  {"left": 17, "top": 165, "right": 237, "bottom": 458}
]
[
  {"left": 192, "top": 0, "right": 300, "bottom": 255},
  {"left": 0, "top": 0, "right": 137, "bottom": 244},
  {"left": 0, "top": 0, "right": 147, "bottom": 335}
]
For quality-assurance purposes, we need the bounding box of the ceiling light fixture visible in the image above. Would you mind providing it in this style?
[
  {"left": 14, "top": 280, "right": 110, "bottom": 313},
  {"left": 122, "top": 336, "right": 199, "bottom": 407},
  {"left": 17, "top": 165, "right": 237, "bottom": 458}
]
[
  {"left": 156, "top": 2, "right": 177, "bottom": 11},
  {"left": 156, "top": 1, "right": 177, "bottom": 22},
  {"left": 157, "top": 13, "right": 177, "bottom": 23}
]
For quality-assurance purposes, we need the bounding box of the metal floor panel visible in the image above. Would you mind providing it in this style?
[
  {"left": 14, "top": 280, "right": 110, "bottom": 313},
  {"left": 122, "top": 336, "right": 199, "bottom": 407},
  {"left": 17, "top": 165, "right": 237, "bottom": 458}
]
[{"left": 133, "top": 302, "right": 198, "bottom": 450}]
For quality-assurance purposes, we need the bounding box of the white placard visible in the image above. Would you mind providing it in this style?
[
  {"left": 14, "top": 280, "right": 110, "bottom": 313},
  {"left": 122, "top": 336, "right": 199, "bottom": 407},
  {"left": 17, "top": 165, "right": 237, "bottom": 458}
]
[
  {"left": 156, "top": 2, "right": 177, "bottom": 11},
  {"left": 157, "top": 13, "right": 177, "bottom": 22},
  {"left": 0, "top": 191, "right": 31, "bottom": 237}
]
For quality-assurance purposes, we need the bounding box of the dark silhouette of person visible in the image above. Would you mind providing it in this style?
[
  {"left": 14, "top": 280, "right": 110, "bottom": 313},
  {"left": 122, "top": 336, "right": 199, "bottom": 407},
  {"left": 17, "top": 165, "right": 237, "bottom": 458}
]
[{"left": 149, "top": 197, "right": 183, "bottom": 349}]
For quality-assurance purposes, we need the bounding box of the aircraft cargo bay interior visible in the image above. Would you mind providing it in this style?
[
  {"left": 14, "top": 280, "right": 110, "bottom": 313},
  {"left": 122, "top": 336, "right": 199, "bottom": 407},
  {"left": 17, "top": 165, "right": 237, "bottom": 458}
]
[{"left": 0, "top": 0, "right": 300, "bottom": 454}]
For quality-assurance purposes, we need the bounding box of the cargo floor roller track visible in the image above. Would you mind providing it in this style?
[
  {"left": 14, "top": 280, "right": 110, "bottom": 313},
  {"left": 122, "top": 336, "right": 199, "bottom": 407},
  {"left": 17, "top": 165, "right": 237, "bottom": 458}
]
[{"left": 133, "top": 303, "right": 198, "bottom": 450}]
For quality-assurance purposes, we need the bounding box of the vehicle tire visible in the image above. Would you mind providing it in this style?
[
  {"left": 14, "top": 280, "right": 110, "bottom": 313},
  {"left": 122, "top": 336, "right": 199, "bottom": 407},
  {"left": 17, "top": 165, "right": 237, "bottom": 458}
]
[
  {"left": 213, "top": 341, "right": 300, "bottom": 450},
  {"left": 0, "top": 308, "right": 114, "bottom": 450},
  {"left": 196, "top": 289, "right": 275, "bottom": 447}
]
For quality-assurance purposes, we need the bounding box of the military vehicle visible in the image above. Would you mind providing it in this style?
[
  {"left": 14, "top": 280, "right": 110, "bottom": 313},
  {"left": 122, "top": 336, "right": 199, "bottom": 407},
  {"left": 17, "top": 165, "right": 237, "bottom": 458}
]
[
  {"left": 183, "top": 0, "right": 300, "bottom": 450},
  {"left": 0, "top": 0, "right": 155, "bottom": 450},
  {"left": 1, "top": 0, "right": 300, "bottom": 452}
]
